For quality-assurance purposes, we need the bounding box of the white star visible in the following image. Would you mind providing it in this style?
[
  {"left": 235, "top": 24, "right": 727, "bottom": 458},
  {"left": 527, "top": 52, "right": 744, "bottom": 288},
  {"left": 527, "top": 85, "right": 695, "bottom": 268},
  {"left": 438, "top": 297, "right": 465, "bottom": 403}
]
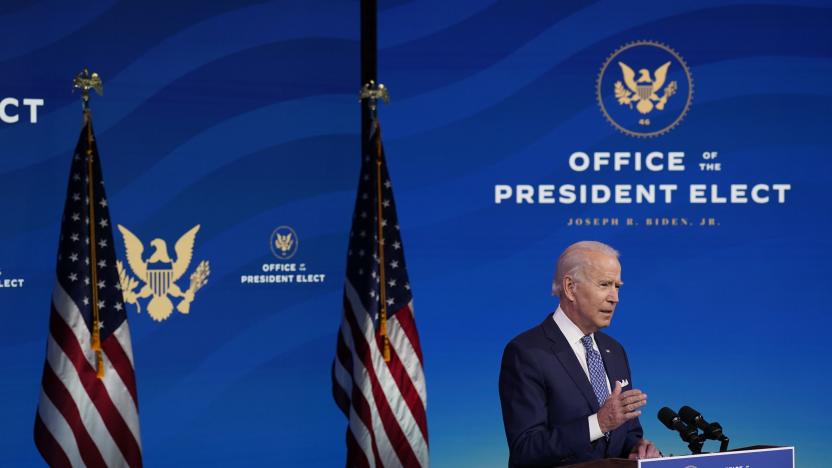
[
  {"left": 69, "top": 253, "right": 79, "bottom": 262},
  {"left": 68, "top": 273, "right": 78, "bottom": 282},
  {"left": 99, "top": 218, "right": 108, "bottom": 228},
  {"left": 382, "top": 199, "right": 390, "bottom": 208},
  {"left": 97, "top": 280, "right": 105, "bottom": 289},
  {"left": 381, "top": 219, "right": 388, "bottom": 227},
  {"left": 84, "top": 257, "right": 89, "bottom": 265},
  {"left": 98, "top": 239, "right": 108, "bottom": 248},
  {"left": 395, "top": 224, "right": 400, "bottom": 231},
  {"left": 384, "top": 180, "right": 391, "bottom": 188},
  {"left": 386, "top": 298, "right": 394, "bottom": 306},
  {"left": 115, "top": 282, "right": 123, "bottom": 291},
  {"left": 392, "top": 241, "right": 401, "bottom": 250},
  {"left": 404, "top": 283, "right": 410, "bottom": 290},
  {"left": 99, "top": 198, "right": 108, "bottom": 207},
  {"left": 97, "top": 321, "right": 105, "bottom": 330},
  {"left": 369, "top": 290, "right": 375, "bottom": 298},
  {"left": 98, "top": 259, "right": 106, "bottom": 268},
  {"left": 390, "top": 260, "right": 399, "bottom": 269},
  {"left": 71, "top": 213, "right": 80, "bottom": 222},
  {"left": 388, "top": 279, "right": 397, "bottom": 287},
  {"left": 84, "top": 277, "right": 90, "bottom": 285},
  {"left": 82, "top": 297, "right": 89, "bottom": 305},
  {"left": 70, "top": 233, "right": 80, "bottom": 242},
  {"left": 114, "top": 303, "right": 123, "bottom": 311},
  {"left": 73, "top": 153, "right": 80, "bottom": 161},
  {"left": 97, "top": 300, "right": 105, "bottom": 309},
  {"left": 73, "top": 173, "right": 81, "bottom": 181},
  {"left": 72, "top": 193, "right": 80, "bottom": 201},
  {"left": 371, "top": 270, "right": 376, "bottom": 279}
]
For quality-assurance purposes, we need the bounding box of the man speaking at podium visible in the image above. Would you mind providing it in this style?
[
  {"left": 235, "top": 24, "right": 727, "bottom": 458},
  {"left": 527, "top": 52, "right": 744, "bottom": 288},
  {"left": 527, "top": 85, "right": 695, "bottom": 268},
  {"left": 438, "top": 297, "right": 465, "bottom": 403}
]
[{"left": 499, "top": 241, "right": 661, "bottom": 466}]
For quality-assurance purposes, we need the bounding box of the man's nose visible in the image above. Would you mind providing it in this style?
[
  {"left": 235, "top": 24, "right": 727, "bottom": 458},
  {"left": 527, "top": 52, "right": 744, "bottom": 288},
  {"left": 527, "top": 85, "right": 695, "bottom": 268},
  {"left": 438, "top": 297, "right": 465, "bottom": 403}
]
[{"left": 607, "top": 288, "right": 619, "bottom": 304}]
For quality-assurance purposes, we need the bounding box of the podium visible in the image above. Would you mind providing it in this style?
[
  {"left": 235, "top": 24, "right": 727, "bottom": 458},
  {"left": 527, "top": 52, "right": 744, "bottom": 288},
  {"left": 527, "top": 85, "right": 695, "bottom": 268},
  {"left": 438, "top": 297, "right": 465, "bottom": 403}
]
[{"left": 565, "top": 446, "right": 794, "bottom": 467}]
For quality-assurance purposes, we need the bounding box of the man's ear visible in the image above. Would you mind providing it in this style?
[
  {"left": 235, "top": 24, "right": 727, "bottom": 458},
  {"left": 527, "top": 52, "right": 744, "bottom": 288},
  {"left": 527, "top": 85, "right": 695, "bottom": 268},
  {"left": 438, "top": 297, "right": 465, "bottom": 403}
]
[{"left": 563, "top": 276, "right": 577, "bottom": 302}]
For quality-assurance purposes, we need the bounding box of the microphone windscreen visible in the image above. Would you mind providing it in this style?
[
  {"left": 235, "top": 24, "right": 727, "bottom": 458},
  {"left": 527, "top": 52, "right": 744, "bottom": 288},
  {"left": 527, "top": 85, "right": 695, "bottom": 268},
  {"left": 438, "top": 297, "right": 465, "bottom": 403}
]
[
  {"left": 657, "top": 407, "right": 678, "bottom": 430},
  {"left": 678, "top": 406, "right": 701, "bottom": 425}
]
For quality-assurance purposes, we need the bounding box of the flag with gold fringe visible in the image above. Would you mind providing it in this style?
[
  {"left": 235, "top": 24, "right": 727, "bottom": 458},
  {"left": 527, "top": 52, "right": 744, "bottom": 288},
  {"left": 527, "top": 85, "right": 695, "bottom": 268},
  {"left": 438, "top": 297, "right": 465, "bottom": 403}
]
[
  {"left": 34, "top": 110, "right": 143, "bottom": 467},
  {"left": 332, "top": 118, "right": 429, "bottom": 467}
]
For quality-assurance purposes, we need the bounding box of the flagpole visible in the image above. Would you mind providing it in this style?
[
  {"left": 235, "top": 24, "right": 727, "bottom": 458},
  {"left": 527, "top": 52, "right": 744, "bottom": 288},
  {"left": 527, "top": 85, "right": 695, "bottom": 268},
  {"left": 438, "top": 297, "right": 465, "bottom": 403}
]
[
  {"left": 361, "top": 0, "right": 376, "bottom": 149},
  {"left": 361, "top": 0, "right": 395, "bottom": 362},
  {"left": 73, "top": 69, "right": 106, "bottom": 379}
]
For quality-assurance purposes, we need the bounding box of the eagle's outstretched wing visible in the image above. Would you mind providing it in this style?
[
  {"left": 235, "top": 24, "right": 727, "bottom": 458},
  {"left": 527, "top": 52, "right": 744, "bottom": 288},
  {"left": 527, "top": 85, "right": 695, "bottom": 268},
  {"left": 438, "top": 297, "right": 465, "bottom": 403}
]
[
  {"left": 117, "top": 224, "right": 147, "bottom": 281},
  {"left": 618, "top": 62, "right": 638, "bottom": 93},
  {"left": 172, "top": 224, "right": 200, "bottom": 281},
  {"left": 651, "top": 61, "right": 671, "bottom": 94}
]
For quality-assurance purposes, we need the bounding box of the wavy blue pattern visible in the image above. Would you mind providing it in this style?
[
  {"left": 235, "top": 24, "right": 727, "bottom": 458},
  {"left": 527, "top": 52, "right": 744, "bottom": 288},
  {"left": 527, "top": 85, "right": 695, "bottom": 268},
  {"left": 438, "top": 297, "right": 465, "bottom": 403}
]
[
  {"left": 0, "top": 0, "right": 117, "bottom": 61},
  {"left": 0, "top": 0, "right": 493, "bottom": 175},
  {"left": 384, "top": 1, "right": 832, "bottom": 139}
]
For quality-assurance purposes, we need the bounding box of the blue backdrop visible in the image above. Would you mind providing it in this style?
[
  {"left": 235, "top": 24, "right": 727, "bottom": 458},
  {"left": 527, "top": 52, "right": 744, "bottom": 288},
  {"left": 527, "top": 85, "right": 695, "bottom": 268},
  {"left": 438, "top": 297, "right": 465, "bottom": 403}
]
[{"left": 1, "top": 0, "right": 830, "bottom": 466}]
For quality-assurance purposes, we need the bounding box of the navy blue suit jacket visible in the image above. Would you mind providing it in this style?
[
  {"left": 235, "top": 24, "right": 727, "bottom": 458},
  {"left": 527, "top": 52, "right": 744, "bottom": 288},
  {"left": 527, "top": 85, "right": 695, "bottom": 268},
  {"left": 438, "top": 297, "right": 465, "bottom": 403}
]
[{"left": 499, "top": 315, "right": 643, "bottom": 467}]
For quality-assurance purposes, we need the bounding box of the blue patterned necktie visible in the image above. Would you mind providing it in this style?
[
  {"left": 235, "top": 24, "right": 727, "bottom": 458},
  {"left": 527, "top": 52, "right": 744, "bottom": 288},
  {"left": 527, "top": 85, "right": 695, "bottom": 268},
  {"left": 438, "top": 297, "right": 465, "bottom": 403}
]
[{"left": 580, "top": 335, "right": 610, "bottom": 407}]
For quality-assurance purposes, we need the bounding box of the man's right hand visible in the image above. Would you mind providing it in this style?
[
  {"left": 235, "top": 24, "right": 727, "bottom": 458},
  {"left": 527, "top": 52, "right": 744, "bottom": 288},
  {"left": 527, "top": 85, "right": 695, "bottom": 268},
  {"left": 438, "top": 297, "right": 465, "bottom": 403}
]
[{"left": 597, "top": 381, "right": 647, "bottom": 433}]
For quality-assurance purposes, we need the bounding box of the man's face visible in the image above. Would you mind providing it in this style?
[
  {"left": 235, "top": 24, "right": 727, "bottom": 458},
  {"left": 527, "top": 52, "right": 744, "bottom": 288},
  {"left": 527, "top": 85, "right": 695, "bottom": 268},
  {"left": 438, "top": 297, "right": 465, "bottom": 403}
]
[{"left": 568, "top": 252, "right": 622, "bottom": 335}]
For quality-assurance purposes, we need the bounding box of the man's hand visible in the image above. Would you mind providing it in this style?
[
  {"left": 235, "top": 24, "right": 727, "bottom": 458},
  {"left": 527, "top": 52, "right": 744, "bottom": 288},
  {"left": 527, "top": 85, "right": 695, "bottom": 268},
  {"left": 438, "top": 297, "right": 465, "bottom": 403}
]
[
  {"left": 628, "top": 438, "right": 661, "bottom": 460},
  {"left": 597, "top": 381, "right": 646, "bottom": 432}
]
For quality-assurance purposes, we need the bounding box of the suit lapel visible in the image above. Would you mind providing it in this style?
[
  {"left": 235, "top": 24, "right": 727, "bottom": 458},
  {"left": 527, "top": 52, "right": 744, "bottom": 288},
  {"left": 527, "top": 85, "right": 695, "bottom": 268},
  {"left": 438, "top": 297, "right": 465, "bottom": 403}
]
[
  {"left": 541, "top": 316, "right": 601, "bottom": 413},
  {"left": 594, "top": 332, "right": 628, "bottom": 391}
]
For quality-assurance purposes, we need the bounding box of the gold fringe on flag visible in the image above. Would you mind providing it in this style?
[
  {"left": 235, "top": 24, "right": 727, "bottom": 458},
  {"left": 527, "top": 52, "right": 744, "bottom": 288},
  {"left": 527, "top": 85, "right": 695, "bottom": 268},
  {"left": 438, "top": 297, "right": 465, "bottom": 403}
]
[
  {"left": 374, "top": 121, "right": 391, "bottom": 363},
  {"left": 75, "top": 69, "right": 105, "bottom": 379}
]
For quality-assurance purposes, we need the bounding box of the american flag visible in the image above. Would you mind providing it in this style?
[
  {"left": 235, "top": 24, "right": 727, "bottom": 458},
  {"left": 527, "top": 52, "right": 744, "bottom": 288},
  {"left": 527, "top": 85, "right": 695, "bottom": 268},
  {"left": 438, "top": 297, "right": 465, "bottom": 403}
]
[
  {"left": 34, "top": 117, "right": 143, "bottom": 467},
  {"left": 332, "top": 121, "right": 429, "bottom": 467}
]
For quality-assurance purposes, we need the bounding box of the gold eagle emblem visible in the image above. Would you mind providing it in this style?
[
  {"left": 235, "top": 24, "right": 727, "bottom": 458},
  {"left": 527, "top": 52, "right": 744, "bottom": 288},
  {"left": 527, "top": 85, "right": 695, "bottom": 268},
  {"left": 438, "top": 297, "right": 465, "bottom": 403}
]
[
  {"left": 274, "top": 232, "right": 294, "bottom": 255},
  {"left": 116, "top": 224, "right": 210, "bottom": 322},
  {"left": 614, "top": 61, "right": 677, "bottom": 115}
]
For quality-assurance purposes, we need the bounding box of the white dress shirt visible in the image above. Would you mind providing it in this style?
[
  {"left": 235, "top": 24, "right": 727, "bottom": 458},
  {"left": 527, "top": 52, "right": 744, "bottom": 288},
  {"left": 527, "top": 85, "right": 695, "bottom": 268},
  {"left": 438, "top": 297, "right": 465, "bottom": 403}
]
[{"left": 552, "top": 307, "right": 611, "bottom": 442}]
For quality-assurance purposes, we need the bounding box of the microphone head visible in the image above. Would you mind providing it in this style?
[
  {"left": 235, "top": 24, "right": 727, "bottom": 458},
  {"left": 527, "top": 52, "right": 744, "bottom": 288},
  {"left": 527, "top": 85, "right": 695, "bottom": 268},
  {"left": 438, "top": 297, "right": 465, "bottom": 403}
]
[
  {"left": 657, "top": 407, "right": 679, "bottom": 430},
  {"left": 678, "top": 405, "right": 701, "bottom": 425},
  {"left": 707, "top": 422, "right": 724, "bottom": 439}
]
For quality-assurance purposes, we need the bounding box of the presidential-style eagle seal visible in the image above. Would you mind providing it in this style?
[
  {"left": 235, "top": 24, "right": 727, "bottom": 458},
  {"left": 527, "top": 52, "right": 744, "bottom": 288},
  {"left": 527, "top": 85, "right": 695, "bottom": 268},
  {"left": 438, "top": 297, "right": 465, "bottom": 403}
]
[
  {"left": 597, "top": 40, "right": 693, "bottom": 138},
  {"left": 116, "top": 224, "right": 210, "bottom": 322},
  {"left": 270, "top": 225, "right": 299, "bottom": 260}
]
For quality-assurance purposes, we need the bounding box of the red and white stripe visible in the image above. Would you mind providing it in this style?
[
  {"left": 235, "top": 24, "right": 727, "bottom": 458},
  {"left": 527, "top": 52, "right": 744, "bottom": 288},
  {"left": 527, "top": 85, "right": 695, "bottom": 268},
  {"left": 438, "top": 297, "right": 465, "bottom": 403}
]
[
  {"left": 333, "top": 282, "right": 428, "bottom": 468},
  {"left": 35, "top": 282, "right": 142, "bottom": 468}
]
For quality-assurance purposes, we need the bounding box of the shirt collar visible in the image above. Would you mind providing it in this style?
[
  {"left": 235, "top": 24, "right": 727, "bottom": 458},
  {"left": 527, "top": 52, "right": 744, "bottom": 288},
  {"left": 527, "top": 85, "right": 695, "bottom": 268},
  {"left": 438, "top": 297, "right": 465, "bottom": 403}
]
[{"left": 553, "top": 306, "right": 594, "bottom": 347}]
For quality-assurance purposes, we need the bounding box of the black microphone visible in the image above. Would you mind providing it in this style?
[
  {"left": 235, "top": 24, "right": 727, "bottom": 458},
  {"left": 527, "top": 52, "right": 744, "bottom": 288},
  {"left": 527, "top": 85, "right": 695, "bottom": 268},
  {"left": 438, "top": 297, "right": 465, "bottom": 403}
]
[
  {"left": 657, "top": 407, "right": 700, "bottom": 444},
  {"left": 679, "top": 406, "right": 725, "bottom": 441}
]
